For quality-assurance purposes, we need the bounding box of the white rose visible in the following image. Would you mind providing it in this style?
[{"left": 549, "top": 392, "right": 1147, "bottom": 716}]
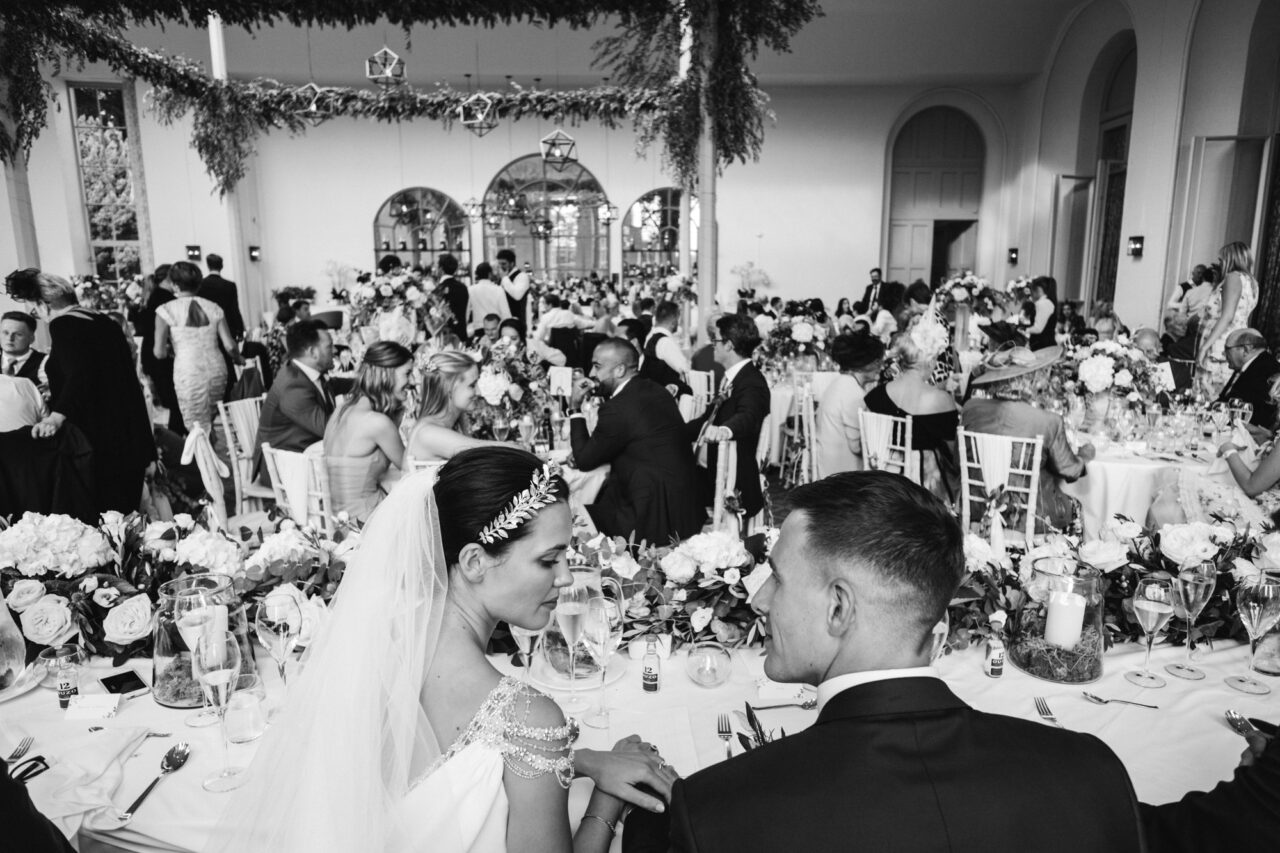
[
  {"left": 611, "top": 552, "right": 642, "bottom": 580},
  {"left": 1078, "top": 355, "right": 1115, "bottom": 394},
  {"left": 963, "top": 533, "right": 996, "bottom": 571},
  {"left": 20, "top": 595, "right": 77, "bottom": 645},
  {"left": 93, "top": 587, "right": 121, "bottom": 608},
  {"left": 1232, "top": 557, "right": 1262, "bottom": 588},
  {"left": 476, "top": 371, "right": 511, "bottom": 407},
  {"left": 672, "top": 589, "right": 688, "bottom": 603},
  {"left": 1159, "top": 523, "right": 1218, "bottom": 568},
  {"left": 379, "top": 284, "right": 394, "bottom": 298},
  {"left": 660, "top": 551, "right": 698, "bottom": 584},
  {"left": 1078, "top": 539, "right": 1128, "bottom": 572},
  {"left": 790, "top": 322, "right": 814, "bottom": 343},
  {"left": 951, "top": 286, "right": 970, "bottom": 302},
  {"left": 173, "top": 513, "right": 195, "bottom": 531},
  {"left": 743, "top": 564, "right": 773, "bottom": 603},
  {"left": 142, "top": 521, "right": 178, "bottom": 552},
  {"left": 1105, "top": 517, "right": 1143, "bottom": 542},
  {"left": 102, "top": 594, "right": 153, "bottom": 645},
  {"left": 1113, "top": 369, "right": 1133, "bottom": 388},
  {"left": 721, "top": 567, "right": 742, "bottom": 586},
  {"left": 79, "top": 576, "right": 99, "bottom": 593},
  {"left": 689, "top": 606, "right": 714, "bottom": 633},
  {"left": 359, "top": 285, "right": 377, "bottom": 300},
  {"left": 99, "top": 510, "right": 127, "bottom": 541},
  {"left": 1255, "top": 532, "right": 1280, "bottom": 570},
  {"left": 5, "top": 579, "right": 46, "bottom": 613},
  {"left": 159, "top": 547, "right": 178, "bottom": 563}
]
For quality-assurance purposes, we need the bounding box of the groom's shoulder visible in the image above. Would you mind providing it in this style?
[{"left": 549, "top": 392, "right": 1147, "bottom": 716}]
[{"left": 678, "top": 724, "right": 823, "bottom": 804}]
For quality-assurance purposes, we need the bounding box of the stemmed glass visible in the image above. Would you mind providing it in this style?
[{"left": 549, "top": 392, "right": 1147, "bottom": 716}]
[
  {"left": 1209, "top": 403, "right": 1231, "bottom": 442},
  {"left": 1126, "top": 577, "right": 1175, "bottom": 688},
  {"left": 518, "top": 416, "right": 536, "bottom": 449},
  {"left": 1165, "top": 563, "right": 1216, "bottom": 680},
  {"left": 1226, "top": 579, "right": 1280, "bottom": 695},
  {"left": 555, "top": 576, "right": 591, "bottom": 714},
  {"left": 175, "top": 590, "right": 218, "bottom": 728},
  {"left": 582, "top": 596, "right": 624, "bottom": 729},
  {"left": 509, "top": 619, "right": 547, "bottom": 685},
  {"left": 193, "top": 630, "right": 245, "bottom": 792},
  {"left": 493, "top": 419, "right": 511, "bottom": 441},
  {"left": 255, "top": 595, "right": 302, "bottom": 687}
]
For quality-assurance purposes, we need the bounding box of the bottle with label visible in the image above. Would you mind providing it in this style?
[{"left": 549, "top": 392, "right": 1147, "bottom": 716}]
[
  {"left": 984, "top": 612, "right": 1007, "bottom": 679},
  {"left": 641, "top": 636, "right": 661, "bottom": 693},
  {"left": 57, "top": 659, "right": 79, "bottom": 708}
]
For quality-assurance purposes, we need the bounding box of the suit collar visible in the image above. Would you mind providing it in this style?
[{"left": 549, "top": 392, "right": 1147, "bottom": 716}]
[{"left": 815, "top": 676, "right": 966, "bottom": 726}]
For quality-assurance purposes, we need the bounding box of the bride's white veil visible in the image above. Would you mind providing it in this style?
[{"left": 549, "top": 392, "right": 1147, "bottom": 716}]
[{"left": 205, "top": 469, "right": 448, "bottom": 852}]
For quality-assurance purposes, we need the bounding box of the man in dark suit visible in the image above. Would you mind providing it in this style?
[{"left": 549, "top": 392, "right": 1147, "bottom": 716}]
[
  {"left": 852, "top": 266, "right": 884, "bottom": 314},
  {"left": 252, "top": 320, "right": 335, "bottom": 483},
  {"left": 198, "top": 253, "right": 245, "bottom": 340},
  {"left": 627, "top": 472, "right": 1146, "bottom": 853},
  {"left": 686, "top": 314, "right": 770, "bottom": 519},
  {"left": 436, "top": 253, "right": 469, "bottom": 340},
  {"left": 568, "top": 338, "right": 701, "bottom": 545},
  {"left": 1, "top": 311, "right": 45, "bottom": 382},
  {"left": 1217, "top": 328, "right": 1279, "bottom": 434}
]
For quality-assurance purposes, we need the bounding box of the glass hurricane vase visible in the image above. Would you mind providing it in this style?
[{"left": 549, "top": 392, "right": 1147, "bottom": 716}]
[{"left": 1007, "top": 566, "right": 1105, "bottom": 684}]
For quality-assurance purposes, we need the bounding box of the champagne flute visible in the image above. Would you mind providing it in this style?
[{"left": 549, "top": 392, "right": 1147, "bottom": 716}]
[
  {"left": 555, "top": 578, "right": 591, "bottom": 714},
  {"left": 1165, "top": 564, "right": 1216, "bottom": 680},
  {"left": 493, "top": 419, "right": 511, "bottom": 441},
  {"left": 1126, "top": 577, "right": 1175, "bottom": 688},
  {"left": 582, "top": 596, "right": 624, "bottom": 729},
  {"left": 1226, "top": 579, "right": 1280, "bottom": 695},
  {"left": 255, "top": 594, "right": 302, "bottom": 687},
  {"left": 509, "top": 619, "right": 547, "bottom": 684},
  {"left": 193, "top": 630, "right": 245, "bottom": 792},
  {"left": 175, "top": 590, "right": 218, "bottom": 728},
  {"left": 518, "top": 416, "right": 536, "bottom": 448}
]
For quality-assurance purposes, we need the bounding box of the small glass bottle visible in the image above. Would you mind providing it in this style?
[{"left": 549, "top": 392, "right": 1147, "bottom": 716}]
[
  {"left": 57, "top": 659, "right": 79, "bottom": 709},
  {"left": 641, "top": 636, "right": 661, "bottom": 693},
  {"left": 984, "top": 612, "right": 1007, "bottom": 679}
]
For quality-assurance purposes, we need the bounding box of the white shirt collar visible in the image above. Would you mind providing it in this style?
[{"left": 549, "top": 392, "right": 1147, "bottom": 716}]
[
  {"left": 2, "top": 350, "right": 32, "bottom": 370},
  {"left": 723, "top": 358, "right": 750, "bottom": 386},
  {"left": 816, "top": 666, "right": 940, "bottom": 712},
  {"left": 292, "top": 358, "right": 323, "bottom": 387},
  {"left": 1240, "top": 351, "right": 1262, "bottom": 373}
]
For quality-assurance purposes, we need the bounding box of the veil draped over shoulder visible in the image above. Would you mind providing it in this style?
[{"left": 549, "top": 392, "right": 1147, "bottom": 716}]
[{"left": 205, "top": 470, "right": 450, "bottom": 852}]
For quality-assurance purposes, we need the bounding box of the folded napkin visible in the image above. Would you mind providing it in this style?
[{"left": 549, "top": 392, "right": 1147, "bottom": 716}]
[
  {"left": 1207, "top": 423, "right": 1259, "bottom": 475},
  {"left": 755, "top": 678, "right": 815, "bottom": 704},
  {"left": 18, "top": 725, "right": 148, "bottom": 841}
]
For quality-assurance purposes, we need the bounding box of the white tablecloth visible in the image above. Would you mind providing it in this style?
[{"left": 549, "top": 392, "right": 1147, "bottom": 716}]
[
  {"left": 6, "top": 640, "right": 1273, "bottom": 852},
  {"left": 1063, "top": 450, "right": 1205, "bottom": 538}
]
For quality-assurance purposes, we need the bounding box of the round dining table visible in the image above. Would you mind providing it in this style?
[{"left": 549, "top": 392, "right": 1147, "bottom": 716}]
[{"left": 1062, "top": 446, "right": 1207, "bottom": 538}]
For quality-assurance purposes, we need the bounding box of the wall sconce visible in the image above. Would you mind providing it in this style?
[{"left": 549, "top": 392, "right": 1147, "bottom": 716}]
[
  {"left": 397, "top": 240, "right": 408, "bottom": 251},
  {"left": 380, "top": 240, "right": 391, "bottom": 251},
  {"left": 1127, "top": 236, "right": 1144, "bottom": 258},
  {"left": 1007, "top": 247, "right": 1019, "bottom": 266},
  {"left": 248, "top": 246, "right": 261, "bottom": 262},
  {"left": 185, "top": 245, "right": 201, "bottom": 261},
  {"left": 416, "top": 239, "right": 428, "bottom": 251}
]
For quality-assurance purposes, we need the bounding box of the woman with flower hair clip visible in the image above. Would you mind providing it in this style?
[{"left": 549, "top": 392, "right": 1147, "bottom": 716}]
[{"left": 406, "top": 350, "right": 517, "bottom": 463}]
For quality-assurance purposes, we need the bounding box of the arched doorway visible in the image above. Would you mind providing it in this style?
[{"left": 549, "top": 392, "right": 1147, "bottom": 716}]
[
  {"left": 887, "top": 106, "right": 984, "bottom": 286},
  {"left": 372, "top": 187, "right": 470, "bottom": 273},
  {"left": 621, "top": 187, "right": 699, "bottom": 277},
  {"left": 482, "top": 154, "right": 610, "bottom": 282},
  {"left": 1090, "top": 41, "right": 1136, "bottom": 304}
]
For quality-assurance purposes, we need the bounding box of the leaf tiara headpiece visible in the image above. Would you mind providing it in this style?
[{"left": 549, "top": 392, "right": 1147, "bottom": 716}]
[{"left": 477, "top": 462, "right": 563, "bottom": 544}]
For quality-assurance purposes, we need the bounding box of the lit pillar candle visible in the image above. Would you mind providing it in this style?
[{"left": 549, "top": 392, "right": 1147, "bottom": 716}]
[{"left": 1044, "top": 590, "right": 1086, "bottom": 649}]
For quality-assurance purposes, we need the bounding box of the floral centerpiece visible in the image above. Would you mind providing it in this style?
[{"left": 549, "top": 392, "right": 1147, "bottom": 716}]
[
  {"left": 467, "top": 339, "right": 549, "bottom": 438},
  {"left": 762, "top": 315, "right": 828, "bottom": 361},
  {"left": 70, "top": 274, "right": 143, "bottom": 313},
  {"left": 244, "top": 517, "right": 359, "bottom": 607},
  {"left": 938, "top": 271, "right": 989, "bottom": 305}
]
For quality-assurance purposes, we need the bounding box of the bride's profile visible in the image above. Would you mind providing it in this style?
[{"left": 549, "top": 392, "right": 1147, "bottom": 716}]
[{"left": 208, "top": 447, "right": 676, "bottom": 852}]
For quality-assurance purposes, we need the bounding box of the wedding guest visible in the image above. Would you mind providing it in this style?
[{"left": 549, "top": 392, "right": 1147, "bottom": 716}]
[
  {"left": 1167, "top": 264, "right": 1211, "bottom": 313},
  {"left": 500, "top": 318, "right": 567, "bottom": 368},
  {"left": 864, "top": 317, "right": 959, "bottom": 501},
  {"left": 469, "top": 312, "right": 503, "bottom": 351},
  {"left": 686, "top": 314, "right": 770, "bottom": 519},
  {"left": 0, "top": 373, "right": 45, "bottom": 430},
  {"left": 6, "top": 271, "right": 155, "bottom": 512},
  {"left": 1091, "top": 301, "right": 1123, "bottom": 342},
  {"left": 853, "top": 266, "right": 884, "bottom": 315},
  {"left": 1, "top": 310, "right": 44, "bottom": 382},
  {"left": 197, "top": 253, "right": 245, "bottom": 340},
  {"left": 1, "top": 761, "right": 75, "bottom": 853},
  {"left": 497, "top": 248, "right": 532, "bottom": 323},
  {"left": 406, "top": 350, "right": 512, "bottom": 462},
  {"left": 748, "top": 302, "right": 775, "bottom": 338},
  {"left": 1216, "top": 328, "right": 1278, "bottom": 430},
  {"left": 569, "top": 338, "right": 701, "bottom": 544},
  {"left": 1027, "top": 276, "right": 1058, "bottom": 350},
  {"left": 252, "top": 320, "right": 335, "bottom": 483},
  {"left": 628, "top": 472, "right": 1144, "bottom": 853},
  {"left": 537, "top": 294, "right": 592, "bottom": 342},
  {"left": 155, "top": 260, "right": 241, "bottom": 433},
  {"left": 466, "top": 261, "right": 512, "bottom": 333},
  {"left": 435, "top": 254, "right": 469, "bottom": 340},
  {"left": 377, "top": 254, "right": 403, "bottom": 275},
  {"left": 132, "top": 265, "right": 184, "bottom": 431},
  {"left": 866, "top": 284, "right": 901, "bottom": 344},
  {"left": 635, "top": 297, "right": 656, "bottom": 341},
  {"left": 814, "top": 330, "right": 884, "bottom": 477},
  {"left": 962, "top": 346, "right": 1094, "bottom": 533},
  {"left": 590, "top": 300, "right": 618, "bottom": 336},
  {"left": 834, "top": 298, "right": 857, "bottom": 333},
  {"left": 1161, "top": 311, "right": 1198, "bottom": 391},
  {"left": 1131, "top": 327, "right": 1163, "bottom": 361},
  {"left": 322, "top": 342, "right": 412, "bottom": 522},
  {"left": 265, "top": 301, "right": 296, "bottom": 376},
  {"left": 640, "top": 300, "right": 691, "bottom": 395},
  {"left": 690, "top": 312, "right": 726, "bottom": 391},
  {"left": 1056, "top": 300, "right": 1086, "bottom": 343}
]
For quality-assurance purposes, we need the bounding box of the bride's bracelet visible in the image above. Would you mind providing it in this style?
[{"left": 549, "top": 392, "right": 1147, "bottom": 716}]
[{"left": 580, "top": 813, "right": 617, "bottom": 836}]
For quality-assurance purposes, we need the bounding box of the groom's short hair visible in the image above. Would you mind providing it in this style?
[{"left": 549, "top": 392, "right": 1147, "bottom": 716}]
[{"left": 788, "top": 471, "right": 963, "bottom": 634}]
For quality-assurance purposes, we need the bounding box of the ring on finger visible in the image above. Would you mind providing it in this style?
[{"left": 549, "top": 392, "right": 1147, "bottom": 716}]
[{"left": 647, "top": 744, "right": 659, "bottom": 753}]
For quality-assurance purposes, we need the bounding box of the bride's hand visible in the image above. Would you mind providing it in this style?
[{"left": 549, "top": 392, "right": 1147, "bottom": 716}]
[{"left": 575, "top": 736, "right": 678, "bottom": 813}]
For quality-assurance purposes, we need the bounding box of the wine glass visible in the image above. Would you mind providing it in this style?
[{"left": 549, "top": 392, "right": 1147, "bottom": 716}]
[
  {"left": 1226, "top": 579, "right": 1280, "bottom": 695},
  {"left": 555, "top": 576, "right": 591, "bottom": 715},
  {"left": 493, "top": 419, "right": 511, "bottom": 441},
  {"left": 193, "top": 630, "right": 245, "bottom": 792},
  {"left": 518, "top": 416, "right": 536, "bottom": 448},
  {"left": 509, "top": 618, "right": 547, "bottom": 684},
  {"left": 582, "top": 596, "right": 624, "bottom": 729},
  {"left": 1165, "top": 564, "right": 1216, "bottom": 680},
  {"left": 175, "top": 590, "right": 218, "bottom": 728},
  {"left": 1209, "top": 403, "right": 1231, "bottom": 441},
  {"left": 1126, "top": 577, "right": 1175, "bottom": 688},
  {"left": 1065, "top": 396, "right": 1086, "bottom": 433},
  {"left": 255, "top": 594, "right": 302, "bottom": 686}
]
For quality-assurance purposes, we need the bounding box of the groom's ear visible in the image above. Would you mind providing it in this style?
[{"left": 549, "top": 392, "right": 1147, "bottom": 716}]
[{"left": 456, "top": 542, "right": 492, "bottom": 583}]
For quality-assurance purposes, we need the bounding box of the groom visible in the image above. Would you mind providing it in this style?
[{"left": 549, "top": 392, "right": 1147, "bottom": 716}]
[{"left": 626, "top": 472, "right": 1145, "bottom": 852}]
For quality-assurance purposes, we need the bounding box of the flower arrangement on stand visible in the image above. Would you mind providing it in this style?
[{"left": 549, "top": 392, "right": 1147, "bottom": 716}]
[
  {"left": 468, "top": 339, "right": 549, "bottom": 439},
  {"left": 70, "top": 274, "right": 143, "bottom": 313},
  {"left": 761, "top": 316, "right": 827, "bottom": 362}
]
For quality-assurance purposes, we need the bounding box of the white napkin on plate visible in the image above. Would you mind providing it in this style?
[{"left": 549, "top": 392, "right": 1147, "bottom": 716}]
[{"left": 19, "top": 725, "right": 147, "bottom": 841}]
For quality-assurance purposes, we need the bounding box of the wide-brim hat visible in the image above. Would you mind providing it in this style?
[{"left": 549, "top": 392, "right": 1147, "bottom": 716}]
[{"left": 970, "top": 344, "right": 1062, "bottom": 385}]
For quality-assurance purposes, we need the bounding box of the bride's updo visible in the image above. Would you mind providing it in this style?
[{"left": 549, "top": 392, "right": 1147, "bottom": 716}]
[{"left": 435, "top": 447, "right": 569, "bottom": 566}]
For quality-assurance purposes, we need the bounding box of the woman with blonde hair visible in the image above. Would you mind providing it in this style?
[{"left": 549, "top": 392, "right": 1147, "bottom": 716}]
[
  {"left": 406, "top": 350, "right": 515, "bottom": 462},
  {"left": 1198, "top": 240, "right": 1259, "bottom": 395},
  {"left": 322, "top": 341, "right": 414, "bottom": 521}
]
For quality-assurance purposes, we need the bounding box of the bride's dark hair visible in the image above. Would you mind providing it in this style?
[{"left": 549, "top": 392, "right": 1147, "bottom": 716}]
[{"left": 435, "top": 447, "right": 569, "bottom": 566}]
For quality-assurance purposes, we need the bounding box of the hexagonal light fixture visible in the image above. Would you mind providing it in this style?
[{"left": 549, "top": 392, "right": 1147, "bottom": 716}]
[
  {"left": 529, "top": 212, "right": 554, "bottom": 241},
  {"left": 484, "top": 211, "right": 504, "bottom": 230},
  {"left": 539, "top": 128, "right": 577, "bottom": 171},
  {"left": 465, "top": 198, "right": 484, "bottom": 222},
  {"left": 458, "top": 92, "right": 498, "bottom": 137},
  {"left": 365, "top": 46, "right": 406, "bottom": 88},
  {"left": 296, "top": 83, "right": 330, "bottom": 128}
]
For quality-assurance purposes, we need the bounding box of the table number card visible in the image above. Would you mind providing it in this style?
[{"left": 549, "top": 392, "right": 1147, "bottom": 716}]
[{"left": 548, "top": 367, "right": 573, "bottom": 398}]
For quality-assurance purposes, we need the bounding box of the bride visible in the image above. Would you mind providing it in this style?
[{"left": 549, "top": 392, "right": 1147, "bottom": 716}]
[{"left": 208, "top": 447, "right": 676, "bottom": 851}]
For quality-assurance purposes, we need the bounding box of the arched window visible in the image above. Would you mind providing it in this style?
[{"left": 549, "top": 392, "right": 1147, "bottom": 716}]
[
  {"left": 621, "top": 187, "right": 698, "bottom": 277},
  {"left": 372, "top": 188, "right": 470, "bottom": 272},
  {"left": 483, "top": 155, "right": 610, "bottom": 282}
]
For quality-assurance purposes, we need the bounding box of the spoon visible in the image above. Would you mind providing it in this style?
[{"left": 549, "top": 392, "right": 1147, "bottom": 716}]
[
  {"left": 750, "top": 698, "right": 817, "bottom": 710},
  {"left": 1081, "top": 691, "right": 1158, "bottom": 709},
  {"left": 118, "top": 742, "right": 191, "bottom": 823},
  {"left": 1225, "top": 709, "right": 1261, "bottom": 738}
]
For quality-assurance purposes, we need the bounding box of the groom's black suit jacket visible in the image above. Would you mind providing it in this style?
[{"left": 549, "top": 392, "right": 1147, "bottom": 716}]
[{"left": 646, "top": 677, "right": 1146, "bottom": 853}]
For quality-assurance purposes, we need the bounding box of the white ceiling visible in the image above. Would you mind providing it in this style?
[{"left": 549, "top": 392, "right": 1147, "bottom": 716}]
[{"left": 127, "top": 0, "right": 1088, "bottom": 88}]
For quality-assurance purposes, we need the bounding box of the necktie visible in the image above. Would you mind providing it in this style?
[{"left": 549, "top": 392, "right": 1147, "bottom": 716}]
[
  {"left": 869, "top": 284, "right": 880, "bottom": 311},
  {"left": 319, "top": 375, "right": 335, "bottom": 410},
  {"left": 3, "top": 359, "right": 14, "bottom": 376}
]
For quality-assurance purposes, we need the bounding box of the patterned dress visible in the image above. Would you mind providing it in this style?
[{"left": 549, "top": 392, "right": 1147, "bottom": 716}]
[
  {"left": 156, "top": 296, "right": 228, "bottom": 432},
  {"left": 1200, "top": 273, "right": 1259, "bottom": 395}
]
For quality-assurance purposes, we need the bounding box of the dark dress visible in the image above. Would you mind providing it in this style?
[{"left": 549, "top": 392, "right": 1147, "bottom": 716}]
[
  {"left": 863, "top": 383, "right": 959, "bottom": 502},
  {"left": 132, "top": 286, "right": 183, "bottom": 432},
  {"left": 45, "top": 308, "right": 157, "bottom": 513}
]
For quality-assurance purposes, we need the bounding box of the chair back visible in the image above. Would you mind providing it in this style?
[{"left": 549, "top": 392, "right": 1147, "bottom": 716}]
[
  {"left": 957, "top": 427, "right": 1044, "bottom": 545},
  {"left": 217, "top": 395, "right": 266, "bottom": 515},
  {"left": 711, "top": 438, "right": 739, "bottom": 534},
  {"left": 858, "top": 410, "right": 919, "bottom": 483},
  {"left": 688, "top": 370, "right": 714, "bottom": 403},
  {"left": 404, "top": 457, "right": 446, "bottom": 483},
  {"left": 798, "top": 387, "right": 818, "bottom": 484},
  {"left": 262, "top": 443, "right": 335, "bottom": 533}
]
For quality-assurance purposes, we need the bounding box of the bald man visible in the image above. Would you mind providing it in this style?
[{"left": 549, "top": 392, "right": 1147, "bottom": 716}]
[{"left": 1218, "top": 328, "right": 1279, "bottom": 433}]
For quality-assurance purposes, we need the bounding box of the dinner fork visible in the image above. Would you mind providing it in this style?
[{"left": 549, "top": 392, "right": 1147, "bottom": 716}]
[
  {"left": 4, "top": 736, "right": 33, "bottom": 763},
  {"left": 716, "top": 713, "right": 733, "bottom": 759},
  {"left": 1034, "top": 697, "right": 1064, "bottom": 729}
]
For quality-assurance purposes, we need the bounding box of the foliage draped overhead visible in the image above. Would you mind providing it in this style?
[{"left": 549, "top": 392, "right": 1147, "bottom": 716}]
[{"left": 0, "top": 1, "right": 821, "bottom": 194}]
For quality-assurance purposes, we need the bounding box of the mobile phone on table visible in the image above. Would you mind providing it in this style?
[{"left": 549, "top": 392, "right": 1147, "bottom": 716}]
[{"left": 98, "top": 670, "right": 150, "bottom": 699}]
